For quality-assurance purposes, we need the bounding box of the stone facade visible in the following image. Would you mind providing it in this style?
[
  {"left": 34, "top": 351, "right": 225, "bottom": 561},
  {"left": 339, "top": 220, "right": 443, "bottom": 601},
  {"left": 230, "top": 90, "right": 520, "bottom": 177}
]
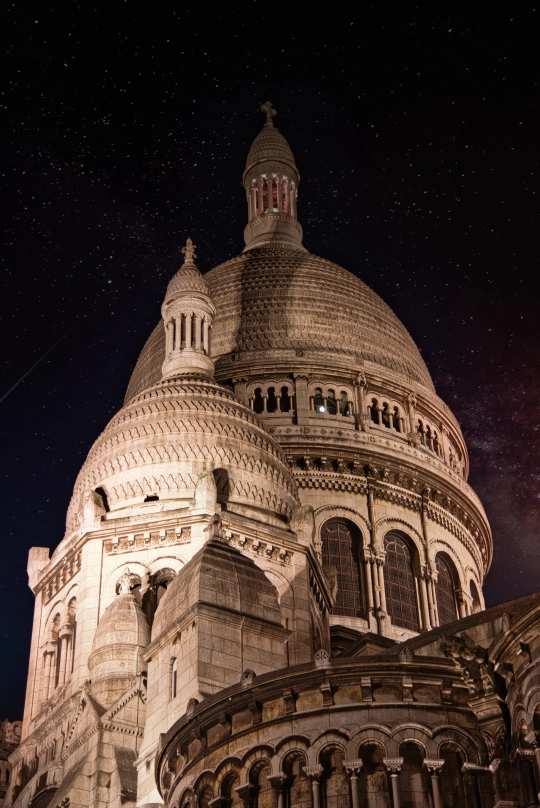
[
  {"left": 5, "top": 103, "right": 540, "bottom": 808},
  {"left": 0, "top": 721, "right": 21, "bottom": 808}
]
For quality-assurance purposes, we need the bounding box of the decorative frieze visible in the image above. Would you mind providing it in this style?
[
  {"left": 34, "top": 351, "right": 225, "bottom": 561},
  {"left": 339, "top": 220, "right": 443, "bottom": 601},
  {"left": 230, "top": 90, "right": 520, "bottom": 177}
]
[
  {"left": 103, "top": 526, "right": 191, "bottom": 555},
  {"left": 41, "top": 551, "right": 82, "bottom": 605}
]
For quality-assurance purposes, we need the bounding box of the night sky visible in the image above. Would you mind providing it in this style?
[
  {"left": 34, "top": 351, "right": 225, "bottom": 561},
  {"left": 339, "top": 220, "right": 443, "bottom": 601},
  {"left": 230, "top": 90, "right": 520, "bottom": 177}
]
[{"left": 1, "top": 5, "right": 539, "bottom": 719}]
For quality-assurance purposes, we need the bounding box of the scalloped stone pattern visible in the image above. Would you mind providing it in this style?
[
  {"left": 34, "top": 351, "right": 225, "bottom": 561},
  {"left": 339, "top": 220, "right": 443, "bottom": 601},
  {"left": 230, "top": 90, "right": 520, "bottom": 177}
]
[
  {"left": 66, "top": 376, "right": 298, "bottom": 534},
  {"left": 124, "top": 247, "right": 434, "bottom": 404}
]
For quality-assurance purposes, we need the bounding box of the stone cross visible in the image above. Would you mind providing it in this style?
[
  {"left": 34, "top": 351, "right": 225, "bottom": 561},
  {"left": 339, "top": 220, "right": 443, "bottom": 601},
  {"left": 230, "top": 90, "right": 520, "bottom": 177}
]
[
  {"left": 260, "top": 100, "right": 277, "bottom": 126},
  {"left": 182, "top": 237, "right": 197, "bottom": 265}
]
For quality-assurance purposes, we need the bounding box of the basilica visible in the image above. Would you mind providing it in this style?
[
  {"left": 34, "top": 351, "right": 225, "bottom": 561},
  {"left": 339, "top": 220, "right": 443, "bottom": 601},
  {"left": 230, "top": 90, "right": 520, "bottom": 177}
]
[{"left": 6, "top": 104, "right": 540, "bottom": 808}]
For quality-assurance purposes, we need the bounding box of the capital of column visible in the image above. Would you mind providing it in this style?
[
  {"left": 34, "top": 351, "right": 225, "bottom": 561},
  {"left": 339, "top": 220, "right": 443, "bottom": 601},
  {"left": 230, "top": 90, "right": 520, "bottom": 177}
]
[
  {"left": 423, "top": 759, "right": 445, "bottom": 775},
  {"left": 383, "top": 758, "right": 403, "bottom": 774},
  {"left": 525, "top": 730, "right": 540, "bottom": 748},
  {"left": 267, "top": 774, "right": 287, "bottom": 792},
  {"left": 234, "top": 784, "right": 256, "bottom": 808},
  {"left": 303, "top": 765, "right": 324, "bottom": 780},
  {"left": 43, "top": 641, "right": 57, "bottom": 655},
  {"left": 344, "top": 759, "right": 363, "bottom": 776},
  {"left": 59, "top": 624, "right": 74, "bottom": 640}
]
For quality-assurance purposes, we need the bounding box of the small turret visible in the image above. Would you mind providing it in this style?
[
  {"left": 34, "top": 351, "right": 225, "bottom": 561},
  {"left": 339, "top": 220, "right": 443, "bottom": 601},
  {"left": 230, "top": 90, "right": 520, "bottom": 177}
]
[
  {"left": 161, "top": 238, "right": 216, "bottom": 379},
  {"left": 242, "top": 101, "right": 305, "bottom": 251}
]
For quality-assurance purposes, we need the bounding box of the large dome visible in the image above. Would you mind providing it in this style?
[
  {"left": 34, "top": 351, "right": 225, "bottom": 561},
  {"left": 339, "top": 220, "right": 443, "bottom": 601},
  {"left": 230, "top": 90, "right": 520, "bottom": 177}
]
[
  {"left": 125, "top": 246, "right": 435, "bottom": 403},
  {"left": 66, "top": 374, "right": 298, "bottom": 535}
]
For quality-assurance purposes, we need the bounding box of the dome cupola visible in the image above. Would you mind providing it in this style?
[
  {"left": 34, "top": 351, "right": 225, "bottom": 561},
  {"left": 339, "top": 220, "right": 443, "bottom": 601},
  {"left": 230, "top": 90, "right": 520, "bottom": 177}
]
[
  {"left": 242, "top": 102, "right": 305, "bottom": 252},
  {"left": 161, "top": 238, "right": 216, "bottom": 379}
]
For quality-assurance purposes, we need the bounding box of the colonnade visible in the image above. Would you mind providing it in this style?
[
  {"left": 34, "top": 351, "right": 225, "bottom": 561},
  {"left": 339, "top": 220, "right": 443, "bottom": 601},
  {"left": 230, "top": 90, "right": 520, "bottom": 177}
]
[
  {"left": 41, "top": 622, "right": 75, "bottom": 703},
  {"left": 247, "top": 175, "right": 297, "bottom": 220},
  {"left": 300, "top": 757, "right": 446, "bottom": 808},
  {"left": 165, "top": 313, "right": 210, "bottom": 355}
]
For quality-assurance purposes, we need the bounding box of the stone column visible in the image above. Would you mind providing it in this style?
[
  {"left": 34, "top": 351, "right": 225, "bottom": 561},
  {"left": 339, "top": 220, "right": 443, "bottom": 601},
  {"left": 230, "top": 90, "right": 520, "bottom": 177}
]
[
  {"left": 462, "top": 765, "right": 482, "bottom": 808},
  {"left": 525, "top": 731, "right": 540, "bottom": 788},
  {"left": 277, "top": 176, "right": 283, "bottom": 212},
  {"left": 58, "top": 626, "right": 73, "bottom": 686},
  {"left": 303, "top": 765, "right": 323, "bottom": 808},
  {"left": 203, "top": 319, "right": 209, "bottom": 353},
  {"left": 424, "top": 759, "right": 444, "bottom": 808},
  {"left": 185, "top": 312, "right": 192, "bottom": 349},
  {"left": 251, "top": 186, "right": 257, "bottom": 219},
  {"left": 362, "top": 550, "right": 375, "bottom": 616},
  {"left": 344, "top": 760, "right": 363, "bottom": 808},
  {"left": 354, "top": 374, "right": 368, "bottom": 432},
  {"left": 407, "top": 393, "right": 417, "bottom": 441},
  {"left": 194, "top": 314, "right": 202, "bottom": 350},
  {"left": 377, "top": 556, "right": 388, "bottom": 615},
  {"left": 294, "top": 374, "right": 310, "bottom": 426},
  {"left": 267, "top": 175, "right": 274, "bottom": 212},
  {"left": 419, "top": 571, "right": 432, "bottom": 631},
  {"left": 383, "top": 758, "right": 403, "bottom": 808},
  {"left": 257, "top": 178, "right": 264, "bottom": 214},
  {"left": 268, "top": 774, "right": 287, "bottom": 808},
  {"left": 516, "top": 752, "right": 538, "bottom": 808},
  {"left": 42, "top": 644, "right": 56, "bottom": 702},
  {"left": 174, "top": 317, "right": 181, "bottom": 350}
]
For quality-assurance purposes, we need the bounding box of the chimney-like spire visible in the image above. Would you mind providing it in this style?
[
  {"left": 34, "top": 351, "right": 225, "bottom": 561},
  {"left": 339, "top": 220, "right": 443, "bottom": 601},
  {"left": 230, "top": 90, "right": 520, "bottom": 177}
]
[
  {"left": 161, "top": 239, "right": 216, "bottom": 380},
  {"left": 241, "top": 103, "right": 305, "bottom": 252}
]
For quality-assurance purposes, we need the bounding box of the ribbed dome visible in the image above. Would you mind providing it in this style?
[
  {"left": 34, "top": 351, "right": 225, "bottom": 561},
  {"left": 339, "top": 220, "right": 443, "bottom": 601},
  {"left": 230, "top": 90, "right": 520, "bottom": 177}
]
[
  {"left": 165, "top": 264, "right": 210, "bottom": 299},
  {"left": 124, "top": 246, "right": 435, "bottom": 403},
  {"left": 88, "top": 593, "right": 150, "bottom": 690},
  {"left": 66, "top": 375, "right": 298, "bottom": 534},
  {"left": 152, "top": 540, "right": 282, "bottom": 640},
  {"left": 243, "top": 125, "right": 298, "bottom": 185}
]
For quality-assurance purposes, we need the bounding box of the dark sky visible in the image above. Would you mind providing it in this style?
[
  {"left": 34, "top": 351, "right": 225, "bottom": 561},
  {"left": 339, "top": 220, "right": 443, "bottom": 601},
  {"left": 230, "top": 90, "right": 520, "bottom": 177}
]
[{"left": 1, "top": 5, "right": 539, "bottom": 719}]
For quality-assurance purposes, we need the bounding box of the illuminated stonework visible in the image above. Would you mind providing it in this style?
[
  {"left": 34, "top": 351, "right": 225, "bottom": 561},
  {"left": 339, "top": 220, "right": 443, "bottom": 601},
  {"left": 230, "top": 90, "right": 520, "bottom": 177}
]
[{"left": 7, "top": 103, "right": 540, "bottom": 808}]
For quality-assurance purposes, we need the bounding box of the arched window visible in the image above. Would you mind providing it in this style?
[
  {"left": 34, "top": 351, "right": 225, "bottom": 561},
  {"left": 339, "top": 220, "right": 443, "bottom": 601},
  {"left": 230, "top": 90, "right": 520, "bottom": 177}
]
[
  {"left": 358, "top": 744, "right": 390, "bottom": 808},
  {"left": 470, "top": 580, "right": 482, "bottom": 614},
  {"left": 313, "top": 388, "right": 324, "bottom": 412},
  {"left": 383, "top": 534, "right": 419, "bottom": 631},
  {"left": 439, "top": 746, "right": 465, "bottom": 808},
  {"left": 280, "top": 386, "right": 291, "bottom": 412},
  {"left": 283, "top": 753, "right": 310, "bottom": 808},
  {"left": 435, "top": 555, "right": 458, "bottom": 625},
  {"left": 321, "top": 519, "right": 363, "bottom": 617},
  {"left": 321, "top": 747, "right": 348, "bottom": 808},
  {"left": 266, "top": 387, "right": 278, "bottom": 413},
  {"left": 142, "top": 568, "right": 176, "bottom": 626},
  {"left": 326, "top": 389, "right": 337, "bottom": 415},
  {"left": 339, "top": 391, "right": 350, "bottom": 416},
  {"left": 171, "top": 658, "right": 177, "bottom": 700},
  {"left": 370, "top": 398, "right": 380, "bottom": 425},
  {"left": 198, "top": 787, "right": 213, "bottom": 808},
  {"left": 250, "top": 762, "right": 274, "bottom": 808},
  {"left": 399, "top": 743, "right": 429, "bottom": 808},
  {"left": 253, "top": 388, "right": 264, "bottom": 414}
]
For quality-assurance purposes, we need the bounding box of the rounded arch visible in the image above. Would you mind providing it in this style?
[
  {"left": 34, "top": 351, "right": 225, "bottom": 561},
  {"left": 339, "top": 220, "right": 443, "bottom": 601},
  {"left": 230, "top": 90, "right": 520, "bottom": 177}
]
[
  {"left": 308, "top": 730, "right": 350, "bottom": 765},
  {"left": 435, "top": 552, "right": 460, "bottom": 626},
  {"left": 432, "top": 727, "right": 480, "bottom": 763},
  {"left": 320, "top": 518, "right": 363, "bottom": 618},
  {"left": 383, "top": 531, "right": 421, "bottom": 632},
  {"left": 315, "top": 506, "right": 371, "bottom": 542},
  {"left": 214, "top": 757, "right": 243, "bottom": 790},
  {"left": 351, "top": 725, "right": 392, "bottom": 757},
  {"left": 273, "top": 736, "right": 310, "bottom": 774},
  {"left": 377, "top": 519, "right": 426, "bottom": 560},
  {"left": 192, "top": 771, "right": 216, "bottom": 797},
  {"left": 470, "top": 579, "right": 482, "bottom": 614},
  {"left": 243, "top": 746, "right": 274, "bottom": 772}
]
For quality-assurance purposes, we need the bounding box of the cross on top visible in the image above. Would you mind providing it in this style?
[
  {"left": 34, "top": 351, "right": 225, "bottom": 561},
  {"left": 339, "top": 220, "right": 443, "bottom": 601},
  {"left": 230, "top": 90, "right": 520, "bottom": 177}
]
[
  {"left": 260, "top": 100, "right": 277, "bottom": 126},
  {"left": 182, "top": 237, "right": 197, "bottom": 264}
]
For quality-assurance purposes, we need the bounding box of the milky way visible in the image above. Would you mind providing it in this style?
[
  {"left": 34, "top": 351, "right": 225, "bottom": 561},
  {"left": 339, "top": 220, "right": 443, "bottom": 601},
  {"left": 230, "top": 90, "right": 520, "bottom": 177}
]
[{"left": 1, "top": 5, "right": 538, "bottom": 717}]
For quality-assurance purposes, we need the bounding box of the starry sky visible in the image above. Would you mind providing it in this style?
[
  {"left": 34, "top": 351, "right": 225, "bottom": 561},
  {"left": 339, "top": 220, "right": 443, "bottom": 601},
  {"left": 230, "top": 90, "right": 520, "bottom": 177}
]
[{"left": 1, "top": 5, "right": 539, "bottom": 719}]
